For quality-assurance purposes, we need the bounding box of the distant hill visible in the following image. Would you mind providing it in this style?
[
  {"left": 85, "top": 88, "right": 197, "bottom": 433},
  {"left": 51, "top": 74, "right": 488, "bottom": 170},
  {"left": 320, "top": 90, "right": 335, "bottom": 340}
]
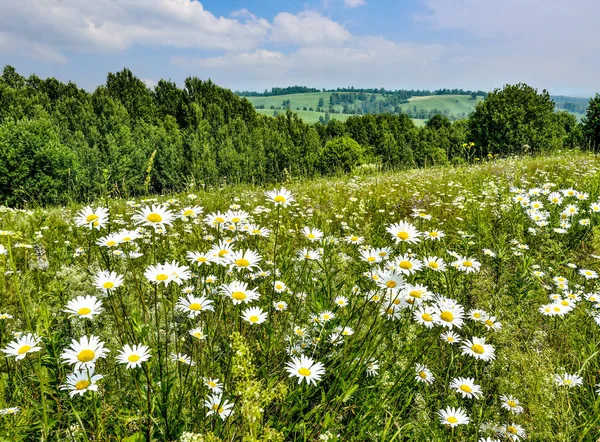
[{"left": 240, "top": 89, "right": 590, "bottom": 124}]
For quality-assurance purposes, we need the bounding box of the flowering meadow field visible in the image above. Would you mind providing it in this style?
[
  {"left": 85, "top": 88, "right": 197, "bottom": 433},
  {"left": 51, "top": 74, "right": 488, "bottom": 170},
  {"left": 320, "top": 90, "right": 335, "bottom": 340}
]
[{"left": 1, "top": 152, "right": 600, "bottom": 441}]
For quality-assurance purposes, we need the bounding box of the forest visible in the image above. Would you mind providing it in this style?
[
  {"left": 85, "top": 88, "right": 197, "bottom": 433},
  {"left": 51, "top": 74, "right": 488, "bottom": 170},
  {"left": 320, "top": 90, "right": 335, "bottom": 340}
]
[{"left": 0, "top": 65, "right": 598, "bottom": 207}]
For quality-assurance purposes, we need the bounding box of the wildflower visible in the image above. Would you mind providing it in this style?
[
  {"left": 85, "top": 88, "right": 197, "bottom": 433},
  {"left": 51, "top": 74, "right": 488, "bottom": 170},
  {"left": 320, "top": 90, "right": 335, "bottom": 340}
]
[
  {"left": 285, "top": 355, "right": 325, "bottom": 385},
  {"left": 554, "top": 373, "right": 583, "bottom": 388},
  {"left": 0, "top": 312, "right": 13, "bottom": 320},
  {"left": 318, "top": 310, "right": 335, "bottom": 322},
  {"left": 438, "top": 406, "right": 469, "bottom": 428},
  {"left": 265, "top": 187, "right": 295, "bottom": 207},
  {"left": 441, "top": 331, "right": 461, "bottom": 345},
  {"left": 2, "top": 333, "right": 42, "bottom": 360},
  {"left": 242, "top": 306, "right": 268, "bottom": 325},
  {"left": 116, "top": 344, "right": 151, "bottom": 369},
  {"left": 425, "top": 229, "right": 445, "bottom": 240},
  {"left": 220, "top": 281, "right": 260, "bottom": 305},
  {"left": 273, "top": 280, "right": 287, "bottom": 293},
  {"left": 414, "top": 364, "right": 435, "bottom": 384},
  {"left": 133, "top": 204, "right": 174, "bottom": 229},
  {"left": 302, "top": 227, "right": 323, "bottom": 241},
  {"left": 64, "top": 295, "right": 103, "bottom": 319},
  {"left": 500, "top": 394, "right": 524, "bottom": 414},
  {"left": 386, "top": 221, "right": 421, "bottom": 244},
  {"left": 186, "top": 251, "right": 214, "bottom": 266},
  {"left": 61, "top": 368, "right": 103, "bottom": 397},
  {"left": 394, "top": 254, "right": 423, "bottom": 275},
  {"left": 273, "top": 300, "right": 288, "bottom": 311},
  {"left": 435, "top": 301, "right": 465, "bottom": 329},
  {"left": 227, "top": 249, "right": 261, "bottom": 271},
  {"left": 453, "top": 256, "right": 481, "bottom": 273},
  {"left": 414, "top": 306, "right": 436, "bottom": 328},
  {"left": 450, "top": 377, "right": 483, "bottom": 399},
  {"left": 334, "top": 296, "right": 348, "bottom": 308},
  {"left": 61, "top": 336, "right": 109, "bottom": 370},
  {"left": 204, "top": 377, "right": 223, "bottom": 393},
  {"left": 461, "top": 336, "right": 495, "bottom": 361},
  {"left": 499, "top": 423, "right": 527, "bottom": 440},
  {"left": 423, "top": 256, "right": 447, "bottom": 271},
  {"left": 75, "top": 206, "right": 109, "bottom": 229},
  {"left": 205, "top": 393, "right": 234, "bottom": 419},
  {"left": 94, "top": 270, "right": 124, "bottom": 292},
  {"left": 189, "top": 328, "right": 206, "bottom": 340},
  {"left": 171, "top": 353, "right": 195, "bottom": 366},
  {"left": 366, "top": 359, "right": 379, "bottom": 376},
  {"left": 176, "top": 294, "right": 215, "bottom": 317}
]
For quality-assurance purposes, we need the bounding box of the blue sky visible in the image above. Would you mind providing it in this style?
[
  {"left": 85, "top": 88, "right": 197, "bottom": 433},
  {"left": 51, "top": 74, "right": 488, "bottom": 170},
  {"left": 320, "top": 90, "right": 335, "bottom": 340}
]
[{"left": 0, "top": 0, "right": 598, "bottom": 96}]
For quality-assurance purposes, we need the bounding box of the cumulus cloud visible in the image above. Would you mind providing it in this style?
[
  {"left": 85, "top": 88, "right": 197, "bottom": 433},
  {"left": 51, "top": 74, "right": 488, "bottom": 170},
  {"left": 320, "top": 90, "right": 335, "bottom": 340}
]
[
  {"left": 0, "top": 0, "right": 271, "bottom": 60},
  {"left": 270, "top": 11, "right": 352, "bottom": 46},
  {"left": 344, "top": 0, "right": 366, "bottom": 8},
  {"left": 173, "top": 36, "right": 457, "bottom": 89}
]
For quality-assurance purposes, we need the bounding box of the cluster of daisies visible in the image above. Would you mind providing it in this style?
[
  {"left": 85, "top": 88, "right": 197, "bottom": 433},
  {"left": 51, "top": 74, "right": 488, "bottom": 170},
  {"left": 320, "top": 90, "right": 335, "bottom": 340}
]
[
  {"left": 1, "top": 172, "right": 599, "bottom": 440},
  {"left": 511, "top": 185, "right": 599, "bottom": 233}
]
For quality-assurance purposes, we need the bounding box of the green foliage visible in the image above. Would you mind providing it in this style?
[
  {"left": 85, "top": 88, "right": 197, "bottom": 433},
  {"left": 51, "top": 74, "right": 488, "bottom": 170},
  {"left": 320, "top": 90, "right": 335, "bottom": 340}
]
[
  {"left": 582, "top": 93, "right": 600, "bottom": 150},
  {"left": 0, "top": 66, "right": 588, "bottom": 207},
  {"left": 469, "top": 83, "right": 565, "bottom": 156},
  {"left": 321, "top": 136, "right": 364, "bottom": 173}
]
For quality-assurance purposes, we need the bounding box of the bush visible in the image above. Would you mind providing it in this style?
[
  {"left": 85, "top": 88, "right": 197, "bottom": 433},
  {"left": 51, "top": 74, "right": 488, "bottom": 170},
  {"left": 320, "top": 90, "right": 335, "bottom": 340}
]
[
  {"left": 468, "top": 83, "right": 563, "bottom": 156},
  {"left": 321, "top": 136, "right": 364, "bottom": 173}
]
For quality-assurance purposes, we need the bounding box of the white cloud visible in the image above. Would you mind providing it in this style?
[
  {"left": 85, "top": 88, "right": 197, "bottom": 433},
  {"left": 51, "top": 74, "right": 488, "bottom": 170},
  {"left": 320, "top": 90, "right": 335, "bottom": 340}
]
[
  {"left": 270, "top": 11, "right": 352, "bottom": 46},
  {"left": 344, "top": 0, "right": 366, "bottom": 8},
  {"left": 173, "top": 36, "right": 457, "bottom": 90},
  {"left": 0, "top": 0, "right": 271, "bottom": 60}
]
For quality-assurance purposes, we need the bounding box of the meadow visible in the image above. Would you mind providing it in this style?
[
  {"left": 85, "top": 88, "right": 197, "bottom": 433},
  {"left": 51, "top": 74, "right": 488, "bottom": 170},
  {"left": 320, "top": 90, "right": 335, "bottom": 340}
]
[
  {"left": 245, "top": 93, "right": 483, "bottom": 125},
  {"left": 1, "top": 151, "right": 600, "bottom": 441}
]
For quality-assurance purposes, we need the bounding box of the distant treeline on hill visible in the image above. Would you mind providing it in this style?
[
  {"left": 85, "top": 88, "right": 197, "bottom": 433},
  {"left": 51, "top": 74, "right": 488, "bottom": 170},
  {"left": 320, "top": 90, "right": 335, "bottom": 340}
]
[
  {"left": 0, "top": 65, "right": 596, "bottom": 207},
  {"left": 236, "top": 86, "right": 489, "bottom": 98}
]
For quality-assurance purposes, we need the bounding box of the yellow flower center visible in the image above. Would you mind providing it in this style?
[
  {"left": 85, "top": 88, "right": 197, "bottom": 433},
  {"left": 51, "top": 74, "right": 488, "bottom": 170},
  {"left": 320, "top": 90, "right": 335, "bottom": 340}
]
[
  {"left": 307, "top": 233, "right": 316, "bottom": 239},
  {"left": 86, "top": 214, "right": 99, "bottom": 223},
  {"left": 196, "top": 257, "right": 207, "bottom": 262},
  {"left": 429, "top": 231, "right": 439, "bottom": 237},
  {"left": 473, "top": 312, "right": 481, "bottom": 318},
  {"left": 235, "top": 258, "right": 250, "bottom": 267},
  {"left": 409, "top": 290, "right": 422, "bottom": 298},
  {"left": 17, "top": 345, "right": 31, "bottom": 354},
  {"left": 232, "top": 292, "right": 246, "bottom": 301},
  {"left": 463, "top": 261, "right": 473, "bottom": 267},
  {"left": 367, "top": 256, "right": 377, "bottom": 262},
  {"left": 507, "top": 400, "right": 517, "bottom": 408},
  {"left": 231, "top": 217, "right": 241, "bottom": 223},
  {"left": 471, "top": 344, "right": 484, "bottom": 354},
  {"left": 298, "top": 367, "right": 311, "bottom": 376},
  {"left": 418, "top": 371, "right": 427, "bottom": 379},
  {"left": 560, "top": 300, "right": 569, "bottom": 306},
  {"left": 189, "top": 303, "right": 202, "bottom": 311},
  {"left": 147, "top": 213, "right": 163, "bottom": 223},
  {"left": 440, "top": 311, "right": 454, "bottom": 322},
  {"left": 103, "top": 281, "right": 114, "bottom": 289},
  {"left": 447, "top": 416, "right": 458, "bottom": 424},
  {"left": 396, "top": 231, "right": 409, "bottom": 240},
  {"left": 350, "top": 236, "right": 359, "bottom": 241},
  {"left": 399, "top": 260, "right": 413, "bottom": 270},
  {"left": 422, "top": 313, "right": 433, "bottom": 322},
  {"left": 193, "top": 332, "right": 203, "bottom": 339},
  {"left": 386, "top": 281, "right": 397, "bottom": 288},
  {"left": 77, "top": 349, "right": 95, "bottom": 363},
  {"left": 249, "top": 315, "right": 259, "bottom": 323},
  {"left": 215, "top": 217, "right": 225, "bottom": 223},
  {"left": 78, "top": 307, "right": 92, "bottom": 315},
  {"left": 122, "top": 236, "right": 131, "bottom": 242},
  {"left": 274, "top": 195, "right": 286, "bottom": 203},
  {"left": 183, "top": 209, "right": 194, "bottom": 216},
  {"left": 218, "top": 250, "right": 229, "bottom": 257},
  {"left": 507, "top": 426, "right": 517, "bottom": 434},
  {"left": 107, "top": 240, "right": 117, "bottom": 247},
  {"left": 393, "top": 298, "right": 401, "bottom": 305},
  {"left": 75, "top": 379, "right": 91, "bottom": 390},
  {"left": 460, "top": 384, "right": 472, "bottom": 393},
  {"left": 128, "top": 354, "right": 141, "bottom": 362},
  {"left": 484, "top": 319, "right": 494, "bottom": 327},
  {"left": 156, "top": 274, "right": 168, "bottom": 281},
  {"left": 386, "top": 307, "right": 394, "bottom": 315},
  {"left": 428, "top": 262, "right": 439, "bottom": 269},
  {"left": 208, "top": 381, "right": 216, "bottom": 388},
  {"left": 564, "top": 379, "right": 571, "bottom": 385}
]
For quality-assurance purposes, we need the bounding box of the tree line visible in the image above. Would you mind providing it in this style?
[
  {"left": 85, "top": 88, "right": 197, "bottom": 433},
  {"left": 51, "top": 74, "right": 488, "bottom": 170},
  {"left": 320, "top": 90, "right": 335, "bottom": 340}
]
[{"left": 0, "top": 66, "right": 597, "bottom": 207}]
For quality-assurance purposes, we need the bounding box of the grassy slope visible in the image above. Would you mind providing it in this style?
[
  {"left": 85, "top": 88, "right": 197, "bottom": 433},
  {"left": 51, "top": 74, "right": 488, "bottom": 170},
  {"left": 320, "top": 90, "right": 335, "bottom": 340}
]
[{"left": 246, "top": 93, "right": 483, "bottom": 125}]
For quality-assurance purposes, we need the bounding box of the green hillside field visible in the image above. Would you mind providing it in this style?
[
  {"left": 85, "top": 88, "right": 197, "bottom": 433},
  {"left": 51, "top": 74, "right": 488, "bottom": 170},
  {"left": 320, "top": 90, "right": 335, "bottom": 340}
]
[{"left": 245, "top": 93, "right": 484, "bottom": 125}]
